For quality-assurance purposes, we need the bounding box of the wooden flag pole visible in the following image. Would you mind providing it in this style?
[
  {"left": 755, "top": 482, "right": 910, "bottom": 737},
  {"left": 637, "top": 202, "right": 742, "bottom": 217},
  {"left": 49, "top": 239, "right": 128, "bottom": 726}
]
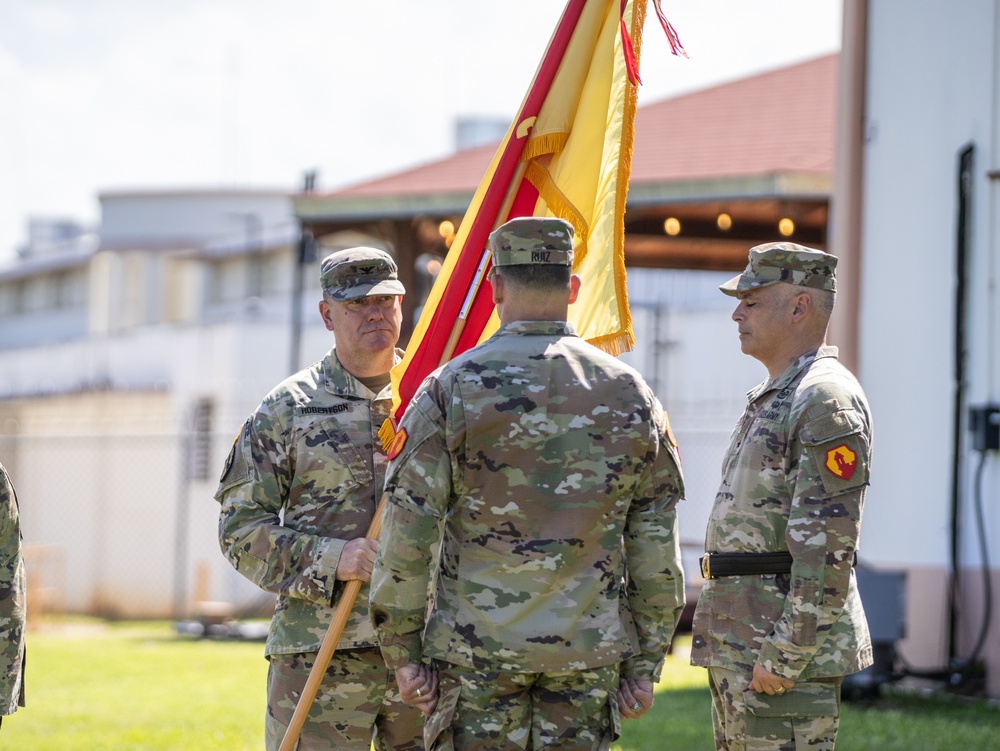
[{"left": 278, "top": 495, "right": 387, "bottom": 751}]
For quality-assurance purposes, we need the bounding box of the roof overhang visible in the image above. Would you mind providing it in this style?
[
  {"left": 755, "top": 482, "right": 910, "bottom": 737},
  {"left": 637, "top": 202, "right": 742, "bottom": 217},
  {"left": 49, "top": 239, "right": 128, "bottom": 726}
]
[{"left": 294, "top": 191, "right": 475, "bottom": 224}]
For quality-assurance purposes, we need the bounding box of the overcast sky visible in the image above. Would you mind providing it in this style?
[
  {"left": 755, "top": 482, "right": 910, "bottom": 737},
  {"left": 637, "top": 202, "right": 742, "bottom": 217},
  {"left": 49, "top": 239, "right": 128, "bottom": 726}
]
[{"left": 0, "top": 0, "right": 842, "bottom": 261}]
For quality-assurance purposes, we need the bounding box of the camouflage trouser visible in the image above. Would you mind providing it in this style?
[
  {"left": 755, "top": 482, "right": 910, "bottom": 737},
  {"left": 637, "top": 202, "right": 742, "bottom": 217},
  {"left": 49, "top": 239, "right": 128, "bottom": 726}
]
[
  {"left": 707, "top": 667, "right": 842, "bottom": 751},
  {"left": 423, "top": 660, "right": 621, "bottom": 751},
  {"left": 265, "top": 647, "right": 424, "bottom": 751}
]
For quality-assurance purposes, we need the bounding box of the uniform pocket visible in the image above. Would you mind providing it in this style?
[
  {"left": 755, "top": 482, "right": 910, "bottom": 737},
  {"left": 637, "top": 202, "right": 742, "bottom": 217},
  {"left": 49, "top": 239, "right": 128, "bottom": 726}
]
[
  {"left": 607, "top": 690, "right": 623, "bottom": 743},
  {"left": 744, "top": 682, "right": 841, "bottom": 751},
  {"left": 423, "top": 665, "right": 462, "bottom": 751},
  {"left": 303, "top": 420, "right": 373, "bottom": 494}
]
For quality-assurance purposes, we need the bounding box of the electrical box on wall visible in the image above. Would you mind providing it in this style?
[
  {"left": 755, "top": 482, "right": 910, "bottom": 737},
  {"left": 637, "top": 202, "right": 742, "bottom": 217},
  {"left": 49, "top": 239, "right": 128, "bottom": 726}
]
[{"left": 969, "top": 404, "right": 1000, "bottom": 452}]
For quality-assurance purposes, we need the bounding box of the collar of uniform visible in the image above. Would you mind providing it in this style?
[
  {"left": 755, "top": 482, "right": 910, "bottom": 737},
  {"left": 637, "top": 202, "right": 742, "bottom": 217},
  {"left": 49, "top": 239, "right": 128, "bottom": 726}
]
[
  {"left": 323, "top": 347, "right": 404, "bottom": 398},
  {"left": 496, "top": 320, "right": 578, "bottom": 337},
  {"left": 748, "top": 345, "right": 839, "bottom": 402}
]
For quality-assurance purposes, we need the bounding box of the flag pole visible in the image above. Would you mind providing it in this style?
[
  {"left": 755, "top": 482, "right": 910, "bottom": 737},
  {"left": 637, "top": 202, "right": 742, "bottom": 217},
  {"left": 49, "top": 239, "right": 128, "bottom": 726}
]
[
  {"left": 389, "top": 0, "right": 589, "bottom": 422},
  {"left": 277, "top": 495, "right": 387, "bottom": 751},
  {"left": 436, "top": 157, "right": 532, "bottom": 366}
]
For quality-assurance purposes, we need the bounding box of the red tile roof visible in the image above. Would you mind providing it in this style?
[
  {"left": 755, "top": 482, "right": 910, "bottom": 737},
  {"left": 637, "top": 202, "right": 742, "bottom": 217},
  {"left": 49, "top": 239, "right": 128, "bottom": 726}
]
[
  {"left": 316, "top": 53, "right": 836, "bottom": 201},
  {"left": 632, "top": 53, "right": 836, "bottom": 183}
]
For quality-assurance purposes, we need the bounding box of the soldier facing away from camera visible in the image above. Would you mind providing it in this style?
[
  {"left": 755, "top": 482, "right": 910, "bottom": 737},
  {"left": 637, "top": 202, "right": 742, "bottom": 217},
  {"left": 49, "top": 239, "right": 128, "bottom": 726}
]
[{"left": 369, "top": 216, "right": 686, "bottom": 751}]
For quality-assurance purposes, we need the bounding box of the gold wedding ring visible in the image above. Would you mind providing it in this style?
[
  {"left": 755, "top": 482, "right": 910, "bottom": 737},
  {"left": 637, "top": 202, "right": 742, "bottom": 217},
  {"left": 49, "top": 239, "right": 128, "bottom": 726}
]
[
  {"left": 416, "top": 688, "right": 422, "bottom": 697},
  {"left": 775, "top": 687, "right": 785, "bottom": 695}
]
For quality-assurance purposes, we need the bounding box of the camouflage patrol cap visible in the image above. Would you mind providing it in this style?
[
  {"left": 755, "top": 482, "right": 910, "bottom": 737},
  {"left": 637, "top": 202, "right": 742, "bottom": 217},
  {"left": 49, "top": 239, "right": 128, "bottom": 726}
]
[
  {"left": 488, "top": 217, "right": 574, "bottom": 267},
  {"left": 720, "top": 242, "right": 837, "bottom": 297},
  {"left": 320, "top": 247, "right": 406, "bottom": 301}
]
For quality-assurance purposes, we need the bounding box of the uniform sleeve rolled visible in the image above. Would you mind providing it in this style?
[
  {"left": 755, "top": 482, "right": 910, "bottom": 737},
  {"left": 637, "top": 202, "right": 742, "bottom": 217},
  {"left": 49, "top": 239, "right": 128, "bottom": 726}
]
[{"left": 215, "top": 408, "right": 343, "bottom": 607}]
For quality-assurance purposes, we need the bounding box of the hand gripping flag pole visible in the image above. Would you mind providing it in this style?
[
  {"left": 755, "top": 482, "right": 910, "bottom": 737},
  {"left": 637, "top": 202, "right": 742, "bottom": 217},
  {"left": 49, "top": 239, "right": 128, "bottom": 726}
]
[{"left": 278, "top": 497, "right": 387, "bottom": 751}]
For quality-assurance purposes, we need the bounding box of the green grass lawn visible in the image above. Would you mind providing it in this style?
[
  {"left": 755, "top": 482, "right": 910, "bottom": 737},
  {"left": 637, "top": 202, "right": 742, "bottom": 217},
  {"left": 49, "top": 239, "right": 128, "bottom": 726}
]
[
  {"left": 616, "top": 639, "right": 1000, "bottom": 751},
  {"left": 2, "top": 621, "right": 998, "bottom": 750},
  {"left": 1, "top": 618, "right": 267, "bottom": 750}
]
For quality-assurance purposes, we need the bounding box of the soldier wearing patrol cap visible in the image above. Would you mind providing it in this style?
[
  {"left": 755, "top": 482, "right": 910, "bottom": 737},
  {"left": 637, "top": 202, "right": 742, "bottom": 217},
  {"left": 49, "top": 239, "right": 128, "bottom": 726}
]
[
  {"left": 216, "top": 247, "right": 424, "bottom": 751},
  {"left": 370, "top": 216, "right": 686, "bottom": 750},
  {"left": 690, "top": 242, "right": 874, "bottom": 751}
]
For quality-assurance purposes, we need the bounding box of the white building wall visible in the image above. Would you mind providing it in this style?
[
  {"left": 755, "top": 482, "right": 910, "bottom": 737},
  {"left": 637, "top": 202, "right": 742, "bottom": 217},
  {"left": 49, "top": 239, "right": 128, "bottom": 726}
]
[
  {"left": 99, "top": 191, "right": 296, "bottom": 249},
  {"left": 860, "top": 0, "right": 1000, "bottom": 689},
  {"left": 1, "top": 316, "right": 336, "bottom": 618},
  {"left": 622, "top": 268, "right": 767, "bottom": 584}
]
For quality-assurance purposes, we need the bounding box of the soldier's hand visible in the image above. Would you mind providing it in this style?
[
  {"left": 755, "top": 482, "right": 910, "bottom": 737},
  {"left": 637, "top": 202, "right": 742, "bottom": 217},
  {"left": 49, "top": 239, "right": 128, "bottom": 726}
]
[
  {"left": 618, "top": 677, "right": 653, "bottom": 719},
  {"left": 396, "top": 663, "right": 438, "bottom": 716},
  {"left": 335, "top": 538, "right": 378, "bottom": 581},
  {"left": 748, "top": 661, "right": 794, "bottom": 696}
]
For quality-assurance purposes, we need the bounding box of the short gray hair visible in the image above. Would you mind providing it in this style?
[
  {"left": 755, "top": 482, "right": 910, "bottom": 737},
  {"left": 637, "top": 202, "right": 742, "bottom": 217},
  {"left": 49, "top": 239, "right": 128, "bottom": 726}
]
[{"left": 492, "top": 264, "right": 570, "bottom": 290}]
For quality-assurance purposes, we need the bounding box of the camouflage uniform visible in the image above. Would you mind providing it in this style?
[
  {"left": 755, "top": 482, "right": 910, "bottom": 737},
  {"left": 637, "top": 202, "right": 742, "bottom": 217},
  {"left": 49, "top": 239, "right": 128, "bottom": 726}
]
[
  {"left": 370, "top": 217, "right": 686, "bottom": 751},
  {"left": 691, "top": 243, "right": 873, "bottom": 751},
  {"left": 0, "top": 462, "right": 26, "bottom": 723},
  {"left": 216, "top": 247, "right": 422, "bottom": 751}
]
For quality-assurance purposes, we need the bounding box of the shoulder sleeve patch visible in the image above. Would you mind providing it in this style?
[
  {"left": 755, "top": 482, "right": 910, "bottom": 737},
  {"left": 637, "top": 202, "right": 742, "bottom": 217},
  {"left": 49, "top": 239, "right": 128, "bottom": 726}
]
[
  {"left": 388, "top": 390, "right": 444, "bottom": 469},
  {"left": 214, "top": 419, "right": 254, "bottom": 500},
  {"left": 386, "top": 427, "right": 408, "bottom": 461},
  {"left": 661, "top": 407, "right": 678, "bottom": 449},
  {"left": 801, "top": 406, "right": 870, "bottom": 495}
]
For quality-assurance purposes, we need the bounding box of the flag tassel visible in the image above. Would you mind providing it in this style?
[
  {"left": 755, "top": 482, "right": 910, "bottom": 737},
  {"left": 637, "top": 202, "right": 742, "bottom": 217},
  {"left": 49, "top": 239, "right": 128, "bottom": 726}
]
[
  {"left": 619, "top": 0, "right": 642, "bottom": 85},
  {"left": 651, "top": 0, "right": 688, "bottom": 57}
]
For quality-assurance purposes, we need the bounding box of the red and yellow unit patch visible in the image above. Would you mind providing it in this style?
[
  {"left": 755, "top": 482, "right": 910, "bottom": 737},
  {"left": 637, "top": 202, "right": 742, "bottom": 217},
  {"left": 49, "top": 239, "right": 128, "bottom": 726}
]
[
  {"left": 387, "top": 427, "right": 408, "bottom": 461},
  {"left": 825, "top": 444, "right": 857, "bottom": 481}
]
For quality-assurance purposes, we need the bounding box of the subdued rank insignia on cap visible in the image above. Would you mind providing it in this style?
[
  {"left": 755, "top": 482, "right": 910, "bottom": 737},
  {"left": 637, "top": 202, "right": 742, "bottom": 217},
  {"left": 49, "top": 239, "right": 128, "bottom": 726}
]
[
  {"left": 825, "top": 444, "right": 857, "bottom": 481},
  {"left": 387, "top": 427, "right": 408, "bottom": 461},
  {"left": 320, "top": 247, "right": 406, "bottom": 301}
]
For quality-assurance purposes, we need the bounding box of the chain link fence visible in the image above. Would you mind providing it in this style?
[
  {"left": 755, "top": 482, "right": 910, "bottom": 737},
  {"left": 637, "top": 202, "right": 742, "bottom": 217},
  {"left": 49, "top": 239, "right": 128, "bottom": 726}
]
[{"left": 2, "top": 431, "right": 270, "bottom": 623}]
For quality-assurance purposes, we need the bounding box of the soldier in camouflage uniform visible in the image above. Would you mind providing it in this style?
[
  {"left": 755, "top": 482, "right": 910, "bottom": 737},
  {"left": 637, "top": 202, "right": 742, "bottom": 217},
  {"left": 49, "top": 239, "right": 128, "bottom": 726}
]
[
  {"left": 369, "top": 217, "right": 686, "bottom": 751},
  {"left": 0, "top": 462, "right": 26, "bottom": 727},
  {"left": 216, "top": 248, "right": 424, "bottom": 751},
  {"left": 690, "top": 243, "right": 873, "bottom": 751}
]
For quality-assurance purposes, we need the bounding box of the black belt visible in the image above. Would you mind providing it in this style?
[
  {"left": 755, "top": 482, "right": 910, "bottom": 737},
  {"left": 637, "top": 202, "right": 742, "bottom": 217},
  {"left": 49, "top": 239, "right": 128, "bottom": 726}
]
[
  {"left": 700, "top": 551, "right": 858, "bottom": 579},
  {"left": 700, "top": 551, "right": 793, "bottom": 580}
]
